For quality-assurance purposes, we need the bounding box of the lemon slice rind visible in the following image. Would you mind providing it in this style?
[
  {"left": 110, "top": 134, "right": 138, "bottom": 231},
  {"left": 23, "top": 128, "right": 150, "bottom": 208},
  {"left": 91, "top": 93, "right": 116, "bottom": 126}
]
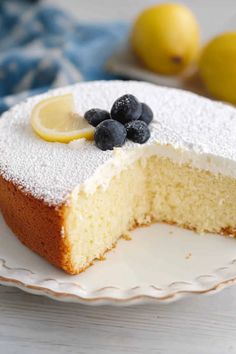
[{"left": 31, "top": 94, "right": 95, "bottom": 143}]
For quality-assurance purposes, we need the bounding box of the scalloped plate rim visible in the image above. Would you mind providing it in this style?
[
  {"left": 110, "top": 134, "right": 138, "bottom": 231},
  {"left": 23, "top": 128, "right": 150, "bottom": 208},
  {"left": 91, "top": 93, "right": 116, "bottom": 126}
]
[{"left": 1, "top": 273, "right": 236, "bottom": 305}]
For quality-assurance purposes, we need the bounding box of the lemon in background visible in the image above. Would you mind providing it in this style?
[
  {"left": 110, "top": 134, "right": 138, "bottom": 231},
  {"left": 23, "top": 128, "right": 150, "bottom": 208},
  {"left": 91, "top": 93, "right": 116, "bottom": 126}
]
[
  {"left": 131, "top": 3, "right": 200, "bottom": 75},
  {"left": 199, "top": 32, "right": 236, "bottom": 105}
]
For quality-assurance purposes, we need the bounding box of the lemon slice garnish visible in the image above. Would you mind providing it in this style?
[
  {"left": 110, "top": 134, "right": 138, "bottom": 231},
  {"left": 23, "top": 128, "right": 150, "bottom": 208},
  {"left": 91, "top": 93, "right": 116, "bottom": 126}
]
[{"left": 30, "top": 94, "right": 95, "bottom": 143}]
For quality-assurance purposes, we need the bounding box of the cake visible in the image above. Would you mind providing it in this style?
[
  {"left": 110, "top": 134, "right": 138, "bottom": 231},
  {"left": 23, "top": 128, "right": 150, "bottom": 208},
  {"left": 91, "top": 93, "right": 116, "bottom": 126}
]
[{"left": 1, "top": 80, "right": 236, "bottom": 275}]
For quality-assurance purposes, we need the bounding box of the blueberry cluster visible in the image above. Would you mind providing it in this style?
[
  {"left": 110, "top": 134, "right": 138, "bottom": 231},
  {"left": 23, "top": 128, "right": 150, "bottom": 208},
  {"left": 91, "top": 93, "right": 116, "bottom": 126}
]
[{"left": 84, "top": 94, "right": 153, "bottom": 151}]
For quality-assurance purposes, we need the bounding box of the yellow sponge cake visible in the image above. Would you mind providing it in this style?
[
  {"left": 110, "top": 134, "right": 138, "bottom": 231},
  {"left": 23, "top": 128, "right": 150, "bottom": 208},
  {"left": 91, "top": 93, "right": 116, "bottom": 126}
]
[{"left": 0, "top": 81, "right": 236, "bottom": 274}]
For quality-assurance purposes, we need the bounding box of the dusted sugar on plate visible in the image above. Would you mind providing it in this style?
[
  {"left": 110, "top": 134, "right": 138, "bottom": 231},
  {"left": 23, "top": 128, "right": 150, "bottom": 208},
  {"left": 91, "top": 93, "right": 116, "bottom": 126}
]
[{"left": 1, "top": 80, "right": 236, "bottom": 275}]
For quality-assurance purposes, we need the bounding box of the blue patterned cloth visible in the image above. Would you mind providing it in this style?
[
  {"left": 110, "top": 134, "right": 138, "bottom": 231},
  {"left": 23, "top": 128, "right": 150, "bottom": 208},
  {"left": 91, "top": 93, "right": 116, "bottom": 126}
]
[{"left": 0, "top": 0, "right": 128, "bottom": 114}]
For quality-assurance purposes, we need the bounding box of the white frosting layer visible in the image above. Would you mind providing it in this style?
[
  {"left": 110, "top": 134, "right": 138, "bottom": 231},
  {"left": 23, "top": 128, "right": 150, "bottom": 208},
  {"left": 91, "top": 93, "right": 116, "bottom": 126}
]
[{"left": 1, "top": 80, "right": 236, "bottom": 206}]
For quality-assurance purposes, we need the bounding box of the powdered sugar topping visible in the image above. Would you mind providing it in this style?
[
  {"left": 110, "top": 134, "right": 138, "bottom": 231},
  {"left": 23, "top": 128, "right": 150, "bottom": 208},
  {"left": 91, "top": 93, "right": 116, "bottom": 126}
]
[{"left": 1, "top": 80, "right": 236, "bottom": 205}]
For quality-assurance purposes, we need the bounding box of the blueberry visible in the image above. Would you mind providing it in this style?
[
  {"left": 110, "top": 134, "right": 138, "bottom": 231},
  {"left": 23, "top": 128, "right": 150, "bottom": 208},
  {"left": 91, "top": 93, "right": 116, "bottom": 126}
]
[
  {"left": 111, "top": 94, "right": 142, "bottom": 124},
  {"left": 84, "top": 108, "right": 110, "bottom": 127},
  {"left": 125, "top": 120, "right": 150, "bottom": 144},
  {"left": 95, "top": 119, "right": 127, "bottom": 151},
  {"left": 139, "top": 103, "right": 153, "bottom": 125}
]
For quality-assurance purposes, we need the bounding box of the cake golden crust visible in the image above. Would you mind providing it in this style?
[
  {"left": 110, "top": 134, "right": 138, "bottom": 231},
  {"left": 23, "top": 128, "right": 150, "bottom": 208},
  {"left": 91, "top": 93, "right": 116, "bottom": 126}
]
[
  {"left": 0, "top": 173, "right": 139, "bottom": 275},
  {"left": 0, "top": 169, "right": 150, "bottom": 275},
  {"left": 0, "top": 174, "right": 75, "bottom": 274}
]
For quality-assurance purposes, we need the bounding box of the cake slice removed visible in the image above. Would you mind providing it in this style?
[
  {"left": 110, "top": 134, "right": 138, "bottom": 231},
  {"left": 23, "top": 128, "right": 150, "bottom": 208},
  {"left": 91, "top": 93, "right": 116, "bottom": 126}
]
[{"left": 1, "top": 81, "right": 236, "bottom": 274}]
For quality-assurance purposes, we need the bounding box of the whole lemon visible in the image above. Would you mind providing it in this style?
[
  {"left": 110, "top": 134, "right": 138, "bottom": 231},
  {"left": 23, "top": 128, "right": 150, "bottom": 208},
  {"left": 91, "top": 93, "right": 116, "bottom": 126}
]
[
  {"left": 131, "top": 3, "right": 200, "bottom": 75},
  {"left": 199, "top": 32, "right": 236, "bottom": 105}
]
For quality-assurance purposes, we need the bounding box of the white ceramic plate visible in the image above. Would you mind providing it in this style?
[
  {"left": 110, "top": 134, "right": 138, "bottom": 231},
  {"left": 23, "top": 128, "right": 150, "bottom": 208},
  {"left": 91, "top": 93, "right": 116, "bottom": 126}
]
[{"left": 1, "top": 213, "right": 236, "bottom": 305}]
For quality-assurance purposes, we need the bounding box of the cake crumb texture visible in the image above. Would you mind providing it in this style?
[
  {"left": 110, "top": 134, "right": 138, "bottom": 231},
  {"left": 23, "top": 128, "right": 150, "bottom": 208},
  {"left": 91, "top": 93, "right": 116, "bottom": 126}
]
[{"left": 64, "top": 156, "right": 236, "bottom": 273}]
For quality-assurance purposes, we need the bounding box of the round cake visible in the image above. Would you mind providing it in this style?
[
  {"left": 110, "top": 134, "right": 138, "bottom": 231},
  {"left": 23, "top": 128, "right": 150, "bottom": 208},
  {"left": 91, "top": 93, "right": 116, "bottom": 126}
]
[{"left": 1, "top": 80, "right": 236, "bottom": 274}]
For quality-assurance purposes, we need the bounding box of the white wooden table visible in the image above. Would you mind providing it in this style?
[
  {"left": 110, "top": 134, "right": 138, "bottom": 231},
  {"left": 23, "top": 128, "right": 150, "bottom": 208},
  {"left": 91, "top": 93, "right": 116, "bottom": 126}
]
[
  {"left": 1, "top": 1, "right": 236, "bottom": 353},
  {"left": 1, "top": 285, "right": 236, "bottom": 354}
]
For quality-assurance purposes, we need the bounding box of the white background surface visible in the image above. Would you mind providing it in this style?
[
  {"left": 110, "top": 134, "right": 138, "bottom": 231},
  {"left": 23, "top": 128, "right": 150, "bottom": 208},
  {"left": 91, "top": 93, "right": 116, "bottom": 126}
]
[{"left": 1, "top": 0, "right": 236, "bottom": 353}]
